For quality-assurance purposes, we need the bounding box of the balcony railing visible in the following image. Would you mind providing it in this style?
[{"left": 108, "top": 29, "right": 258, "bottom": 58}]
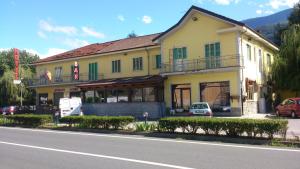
[
  {"left": 29, "top": 73, "right": 104, "bottom": 87},
  {"left": 160, "top": 55, "right": 241, "bottom": 74}
]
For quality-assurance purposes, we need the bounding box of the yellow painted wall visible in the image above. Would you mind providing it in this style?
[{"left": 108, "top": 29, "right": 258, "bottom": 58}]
[
  {"left": 161, "top": 12, "right": 237, "bottom": 63},
  {"left": 164, "top": 71, "right": 239, "bottom": 108},
  {"left": 35, "top": 47, "right": 161, "bottom": 95}
]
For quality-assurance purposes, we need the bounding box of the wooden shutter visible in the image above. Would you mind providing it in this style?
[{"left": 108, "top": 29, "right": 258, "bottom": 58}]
[
  {"left": 173, "top": 48, "right": 178, "bottom": 60},
  {"left": 156, "top": 55, "right": 161, "bottom": 68},
  {"left": 71, "top": 65, "right": 74, "bottom": 80},
  {"left": 182, "top": 47, "right": 187, "bottom": 59},
  {"left": 95, "top": 63, "right": 98, "bottom": 80}
]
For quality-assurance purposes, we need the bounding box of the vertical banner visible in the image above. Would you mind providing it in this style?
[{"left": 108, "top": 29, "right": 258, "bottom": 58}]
[
  {"left": 14, "top": 48, "right": 19, "bottom": 80},
  {"left": 74, "top": 61, "right": 79, "bottom": 80}
]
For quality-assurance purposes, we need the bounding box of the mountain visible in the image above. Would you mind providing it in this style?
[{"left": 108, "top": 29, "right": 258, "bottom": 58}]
[
  {"left": 243, "top": 8, "right": 292, "bottom": 28},
  {"left": 242, "top": 8, "right": 292, "bottom": 45}
]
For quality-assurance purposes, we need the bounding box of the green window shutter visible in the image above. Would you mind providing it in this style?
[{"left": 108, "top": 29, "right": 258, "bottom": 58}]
[
  {"left": 133, "top": 58, "right": 136, "bottom": 70},
  {"left": 178, "top": 48, "right": 182, "bottom": 59},
  {"left": 71, "top": 65, "right": 74, "bottom": 80},
  {"left": 112, "top": 61, "right": 114, "bottom": 73},
  {"left": 88, "top": 63, "right": 91, "bottom": 80},
  {"left": 173, "top": 48, "right": 178, "bottom": 60},
  {"left": 215, "top": 42, "right": 220, "bottom": 57},
  {"left": 156, "top": 55, "right": 161, "bottom": 68},
  {"left": 140, "top": 57, "right": 143, "bottom": 70},
  {"left": 118, "top": 60, "right": 121, "bottom": 72},
  {"left": 92, "top": 63, "right": 95, "bottom": 80},
  {"left": 215, "top": 42, "right": 221, "bottom": 67},
  {"left": 205, "top": 44, "right": 209, "bottom": 58},
  {"left": 95, "top": 63, "right": 98, "bottom": 80},
  {"left": 210, "top": 44, "right": 215, "bottom": 56},
  {"left": 182, "top": 47, "right": 187, "bottom": 59}
]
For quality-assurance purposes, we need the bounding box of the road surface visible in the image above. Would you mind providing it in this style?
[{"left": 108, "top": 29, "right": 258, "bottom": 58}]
[{"left": 0, "top": 127, "right": 299, "bottom": 169}]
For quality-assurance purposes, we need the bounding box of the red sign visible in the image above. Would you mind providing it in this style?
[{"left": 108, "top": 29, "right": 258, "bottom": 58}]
[
  {"left": 14, "top": 48, "right": 19, "bottom": 80},
  {"left": 74, "top": 61, "right": 79, "bottom": 80}
]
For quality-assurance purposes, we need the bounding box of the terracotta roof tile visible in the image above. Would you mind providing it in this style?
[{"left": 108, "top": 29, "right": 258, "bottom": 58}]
[{"left": 35, "top": 33, "right": 160, "bottom": 64}]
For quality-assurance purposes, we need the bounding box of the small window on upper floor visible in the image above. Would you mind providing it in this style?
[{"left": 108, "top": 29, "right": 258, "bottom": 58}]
[
  {"left": 54, "top": 67, "right": 63, "bottom": 82},
  {"left": 112, "top": 60, "right": 121, "bottom": 73},
  {"left": 267, "top": 54, "right": 271, "bottom": 66},
  {"left": 155, "top": 54, "right": 161, "bottom": 69},
  {"left": 247, "top": 44, "right": 251, "bottom": 61},
  {"left": 259, "top": 49, "right": 262, "bottom": 72},
  {"left": 173, "top": 47, "right": 187, "bottom": 60},
  {"left": 133, "top": 57, "right": 143, "bottom": 71}
]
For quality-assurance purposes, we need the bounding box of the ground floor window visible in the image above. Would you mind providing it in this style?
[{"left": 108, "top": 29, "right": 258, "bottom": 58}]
[
  {"left": 70, "top": 91, "right": 81, "bottom": 98},
  {"left": 39, "top": 93, "right": 48, "bottom": 105},
  {"left": 200, "top": 81, "right": 230, "bottom": 112},
  {"left": 171, "top": 84, "right": 191, "bottom": 111},
  {"left": 83, "top": 87, "right": 162, "bottom": 103},
  {"left": 53, "top": 92, "right": 64, "bottom": 106}
]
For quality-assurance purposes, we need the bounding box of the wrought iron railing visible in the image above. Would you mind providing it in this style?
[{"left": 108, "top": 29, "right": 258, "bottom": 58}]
[
  {"left": 28, "top": 73, "right": 104, "bottom": 87},
  {"left": 160, "top": 55, "right": 241, "bottom": 74}
]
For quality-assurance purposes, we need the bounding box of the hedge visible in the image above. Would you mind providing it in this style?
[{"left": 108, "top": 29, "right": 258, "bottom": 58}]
[
  {"left": 59, "top": 116, "right": 135, "bottom": 129},
  {"left": 6, "top": 114, "right": 52, "bottom": 127},
  {"left": 158, "top": 117, "right": 288, "bottom": 139}
]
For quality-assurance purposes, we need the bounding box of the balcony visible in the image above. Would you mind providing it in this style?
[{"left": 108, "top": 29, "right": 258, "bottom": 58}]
[
  {"left": 29, "top": 73, "right": 104, "bottom": 87},
  {"left": 160, "top": 55, "right": 241, "bottom": 74}
]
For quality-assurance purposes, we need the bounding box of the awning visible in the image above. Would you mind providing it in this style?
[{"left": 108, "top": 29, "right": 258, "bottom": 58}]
[{"left": 76, "top": 75, "right": 165, "bottom": 89}]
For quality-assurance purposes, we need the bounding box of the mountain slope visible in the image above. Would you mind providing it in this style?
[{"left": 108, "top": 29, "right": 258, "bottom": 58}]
[{"left": 243, "top": 8, "right": 292, "bottom": 28}]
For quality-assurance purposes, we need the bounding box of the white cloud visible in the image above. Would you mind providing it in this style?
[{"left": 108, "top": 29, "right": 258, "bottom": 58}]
[
  {"left": 265, "top": 10, "right": 274, "bottom": 14},
  {"left": 117, "top": 15, "right": 125, "bottom": 22},
  {"left": 37, "top": 31, "right": 47, "bottom": 39},
  {"left": 142, "top": 15, "right": 152, "bottom": 24},
  {"left": 62, "top": 38, "right": 89, "bottom": 48},
  {"left": 268, "top": 0, "right": 298, "bottom": 9},
  {"left": 259, "top": 4, "right": 265, "bottom": 8},
  {"left": 256, "top": 9, "right": 263, "bottom": 14},
  {"left": 39, "top": 20, "right": 77, "bottom": 35},
  {"left": 81, "top": 26, "right": 105, "bottom": 38},
  {"left": 213, "top": 0, "right": 240, "bottom": 5},
  {"left": 40, "top": 48, "right": 67, "bottom": 58}
]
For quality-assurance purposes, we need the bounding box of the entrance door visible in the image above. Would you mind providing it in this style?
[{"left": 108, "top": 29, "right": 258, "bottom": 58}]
[
  {"left": 200, "top": 81, "right": 230, "bottom": 112},
  {"left": 172, "top": 84, "right": 191, "bottom": 111},
  {"left": 53, "top": 92, "right": 64, "bottom": 106}
]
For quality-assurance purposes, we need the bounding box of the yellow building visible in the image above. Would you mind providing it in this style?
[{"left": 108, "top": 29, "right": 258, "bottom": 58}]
[{"left": 31, "top": 6, "right": 278, "bottom": 117}]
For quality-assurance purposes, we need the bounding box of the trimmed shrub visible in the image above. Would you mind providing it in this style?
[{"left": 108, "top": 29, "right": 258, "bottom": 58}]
[
  {"left": 158, "top": 117, "right": 288, "bottom": 139},
  {"left": 59, "top": 116, "right": 135, "bottom": 130},
  {"left": 6, "top": 114, "right": 52, "bottom": 127}
]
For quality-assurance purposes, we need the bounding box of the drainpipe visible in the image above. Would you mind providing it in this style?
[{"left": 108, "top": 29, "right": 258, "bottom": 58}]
[
  {"left": 145, "top": 47, "right": 150, "bottom": 76},
  {"left": 240, "top": 28, "right": 247, "bottom": 115}
]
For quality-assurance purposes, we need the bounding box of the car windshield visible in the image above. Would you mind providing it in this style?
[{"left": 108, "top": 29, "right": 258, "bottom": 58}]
[{"left": 191, "top": 103, "right": 208, "bottom": 109}]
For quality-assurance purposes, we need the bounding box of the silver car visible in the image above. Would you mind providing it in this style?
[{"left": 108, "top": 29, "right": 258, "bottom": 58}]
[{"left": 189, "top": 102, "right": 212, "bottom": 116}]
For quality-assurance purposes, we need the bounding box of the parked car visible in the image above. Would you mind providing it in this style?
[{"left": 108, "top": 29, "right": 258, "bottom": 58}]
[
  {"left": 59, "top": 97, "right": 82, "bottom": 118},
  {"left": 275, "top": 98, "right": 300, "bottom": 118},
  {"left": 2, "top": 106, "right": 18, "bottom": 115},
  {"left": 189, "top": 102, "right": 212, "bottom": 116}
]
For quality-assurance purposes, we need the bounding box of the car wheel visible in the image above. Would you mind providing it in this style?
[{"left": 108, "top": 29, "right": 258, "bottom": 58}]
[
  {"left": 276, "top": 110, "right": 280, "bottom": 116},
  {"left": 291, "top": 111, "right": 296, "bottom": 118}
]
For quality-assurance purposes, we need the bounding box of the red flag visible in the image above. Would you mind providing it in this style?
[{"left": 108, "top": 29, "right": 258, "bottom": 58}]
[{"left": 14, "top": 48, "right": 19, "bottom": 80}]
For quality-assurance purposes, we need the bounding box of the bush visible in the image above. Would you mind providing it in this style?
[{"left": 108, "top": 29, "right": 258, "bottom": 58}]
[
  {"left": 6, "top": 114, "right": 52, "bottom": 127},
  {"left": 158, "top": 117, "right": 288, "bottom": 139},
  {"left": 135, "top": 122, "right": 158, "bottom": 132},
  {"left": 59, "top": 116, "right": 135, "bottom": 130}
]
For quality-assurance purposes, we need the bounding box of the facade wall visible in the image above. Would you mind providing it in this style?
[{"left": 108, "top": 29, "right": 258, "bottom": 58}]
[
  {"left": 161, "top": 12, "right": 238, "bottom": 64},
  {"left": 35, "top": 47, "right": 161, "bottom": 98},
  {"left": 164, "top": 71, "right": 240, "bottom": 115}
]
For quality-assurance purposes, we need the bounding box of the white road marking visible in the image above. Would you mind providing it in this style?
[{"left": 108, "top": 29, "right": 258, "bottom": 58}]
[
  {"left": 1, "top": 126, "right": 300, "bottom": 153},
  {"left": 0, "top": 141, "right": 195, "bottom": 169}
]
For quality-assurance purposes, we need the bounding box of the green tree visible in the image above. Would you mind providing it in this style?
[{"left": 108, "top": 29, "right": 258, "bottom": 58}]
[
  {"left": 0, "top": 49, "right": 39, "bottom": 106},
  {"left": 272, "top": 24, "right": 300, "bottom": 95},
  {"left": 127, "top": 31, "right": 137, "bottom": 38},
  {"left": 288, "top": 2, "right": 300, "bottom": 25}
]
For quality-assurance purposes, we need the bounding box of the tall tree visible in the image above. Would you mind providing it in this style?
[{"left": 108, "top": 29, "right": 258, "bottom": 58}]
[
  {"left": 127, "top": 31, "right": 137, "bottom": 38},
  {"left": 0, "top": 49, "right": 39, "bottom": 106},
  {"left": 288, "top": 2, "right": 300, "bottom": 25},
  {"left": 272, "top": 24, "right": 300, "bottom": 95}
]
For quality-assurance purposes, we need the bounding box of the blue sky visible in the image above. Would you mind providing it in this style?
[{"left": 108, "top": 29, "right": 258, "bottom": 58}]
[{"left": 0, "top": 0, "right": 297, "bottom": 58}]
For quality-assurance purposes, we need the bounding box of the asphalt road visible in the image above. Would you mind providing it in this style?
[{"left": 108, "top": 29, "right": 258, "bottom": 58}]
[{"left": 0, "top": 127, "right": 299, "bottom": 169}]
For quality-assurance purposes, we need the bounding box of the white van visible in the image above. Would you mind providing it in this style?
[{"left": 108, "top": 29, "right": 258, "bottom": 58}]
[{"left": 59, "top": 97, "right": 83, "bottom": 118}]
